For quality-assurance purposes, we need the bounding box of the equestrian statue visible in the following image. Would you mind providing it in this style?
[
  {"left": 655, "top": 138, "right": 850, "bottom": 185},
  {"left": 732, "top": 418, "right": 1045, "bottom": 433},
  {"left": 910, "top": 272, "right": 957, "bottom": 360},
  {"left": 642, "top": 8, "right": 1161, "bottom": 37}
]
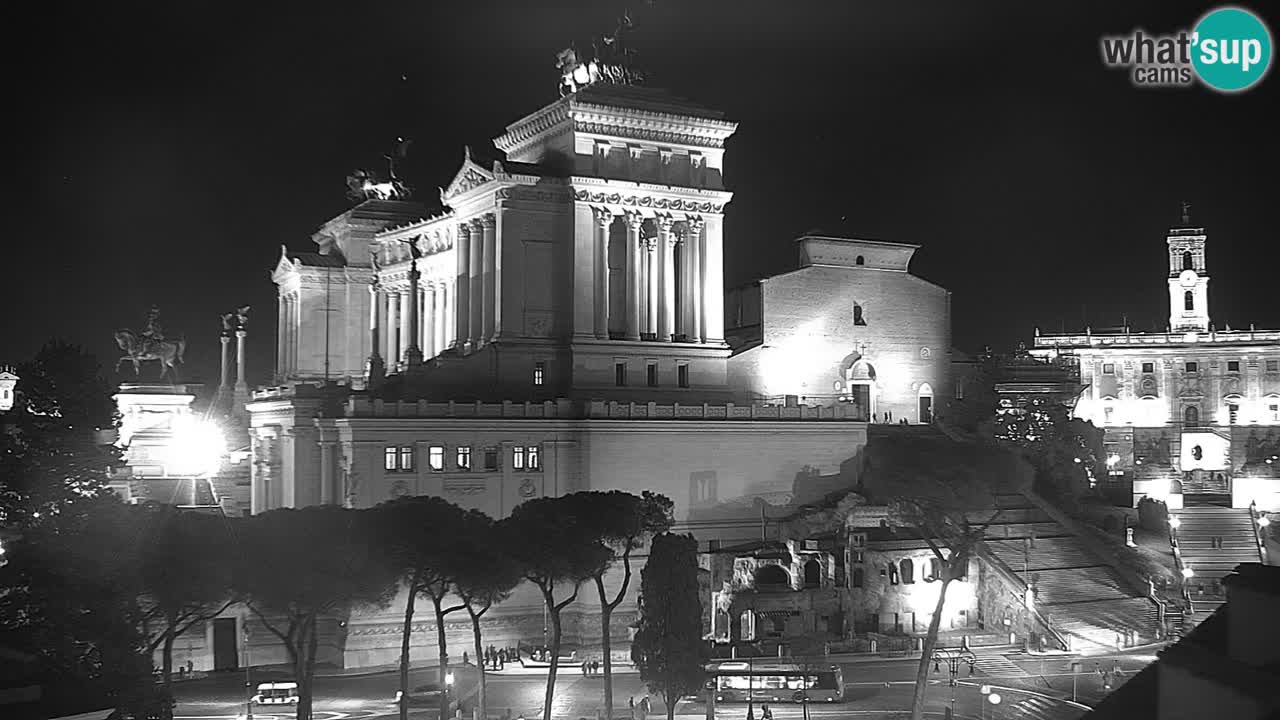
[{"left": 115, "top": 306, "right": 186, "bottom": 381}]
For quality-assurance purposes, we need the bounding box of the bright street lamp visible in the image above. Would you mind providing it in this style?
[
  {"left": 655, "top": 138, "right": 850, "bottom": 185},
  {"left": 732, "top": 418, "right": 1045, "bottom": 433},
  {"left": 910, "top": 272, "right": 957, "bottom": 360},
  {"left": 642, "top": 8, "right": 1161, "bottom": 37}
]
[
  {"left": 1182, "top": 566, "right": 1195, "bottom": 579},
  {"left": 1169, "top": 516, "right": 1182, "bottom": 530},
  {"left": 168, "top": 415, "right": 225, "bottom": 477},
  {"left": 1258, "top": 515, "right": 1271, "bottom": 528}
]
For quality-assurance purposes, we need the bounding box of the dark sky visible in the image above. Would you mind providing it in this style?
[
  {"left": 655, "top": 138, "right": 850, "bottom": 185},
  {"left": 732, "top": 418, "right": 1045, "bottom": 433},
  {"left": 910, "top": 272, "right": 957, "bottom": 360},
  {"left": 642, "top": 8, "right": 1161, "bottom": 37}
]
[{"left": 8, "top": 1, "right": 1279, "bottom": 393}]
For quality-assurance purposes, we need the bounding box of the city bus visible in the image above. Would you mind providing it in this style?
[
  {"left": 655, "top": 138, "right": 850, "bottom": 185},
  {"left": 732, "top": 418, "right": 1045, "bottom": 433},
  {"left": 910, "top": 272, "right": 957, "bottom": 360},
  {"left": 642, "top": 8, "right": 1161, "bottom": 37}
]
[{"left": 706, "top": 662, "right": 845, "bottom": 703}]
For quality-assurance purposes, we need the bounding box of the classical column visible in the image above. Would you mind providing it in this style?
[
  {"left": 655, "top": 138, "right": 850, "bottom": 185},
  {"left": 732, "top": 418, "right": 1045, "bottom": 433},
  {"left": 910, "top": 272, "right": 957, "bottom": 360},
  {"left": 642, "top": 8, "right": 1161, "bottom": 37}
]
[
  {"left": 593, "top": 208, "right": 612, "bottom": 339},
  {"left": 235, "top": 328, "right": 248, "bottom": 391},
  {"left": 219, "top": 333, "right": 232, "bottom": 393},
  {"left": 646, "top": 237, "right": 659, "bottom": 338},
  {"left": 443, "top": 280, "right": 454, "bottom": 349},
  {"left": 480, "top": 214, "right": 497, "bottom": 343},
  {"left": 287, "top": 293, "right": 299, "bottom": 375},
  {"left": 469, "top": 219, "right": 485, "bottom": 348},
  {"left": 658, "top": 216, "right": 676, "bottom": 342},
  {"left": 702, "top": 215, "right": 725, "bottom": 344},
  {"left": 319, "top": 440, "right": 336, "bottom": 505},
  {"left": 624, "top": 213, "right": 642, "bottom": 341},
  {"left": 424, "top": 283, "right": 437, "bottom": 358},
  {"left": 404, "top": 254, "right": 423, "bottom": 368},
  {"left": 455, "top": 223, "right": 471, "bottom": 350},
  {"left": 366, "top": 284, "right": 384, "bottom": 387},
  {"left": 687, "top": 218, "right": 705, "bottom": 344},
  {"left": 387, "top": 290, "right": 400, "bottom": 366},
  {"left": 275, "top": 298, "right": 286, "bottom": 381}
]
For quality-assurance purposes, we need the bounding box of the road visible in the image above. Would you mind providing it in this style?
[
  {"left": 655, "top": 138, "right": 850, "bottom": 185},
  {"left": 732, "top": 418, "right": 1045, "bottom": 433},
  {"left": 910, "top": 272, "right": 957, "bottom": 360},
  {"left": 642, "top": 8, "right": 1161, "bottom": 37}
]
[{"left": 170, "top": 649, "right": 1157, "bottom": 720}]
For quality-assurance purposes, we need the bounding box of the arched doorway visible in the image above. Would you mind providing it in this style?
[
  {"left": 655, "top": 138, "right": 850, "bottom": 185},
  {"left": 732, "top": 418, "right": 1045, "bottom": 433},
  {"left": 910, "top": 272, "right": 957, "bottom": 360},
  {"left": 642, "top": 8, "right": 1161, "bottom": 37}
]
[
  {"left": 917, "top": 382, "right": 934, "bottom": 424},
  {"left": 803, "top": 559, "right": 821, "bottom": 588},
  {"left": 1184, "top": 405, "right": 1200, "bottom": 427},
  {"left": 839, "top": 354, "right": 877, "bottom": 420},
  {"left": 755, "top": 564, "right": 789, "bottom": 588}
]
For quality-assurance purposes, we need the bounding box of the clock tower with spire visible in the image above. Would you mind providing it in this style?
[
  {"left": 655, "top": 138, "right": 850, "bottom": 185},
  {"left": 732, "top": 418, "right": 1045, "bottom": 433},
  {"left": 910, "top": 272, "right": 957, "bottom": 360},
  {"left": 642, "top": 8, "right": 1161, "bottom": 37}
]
[{"left": 1167, "top": 201, "right": 1210, "bottom": 333}]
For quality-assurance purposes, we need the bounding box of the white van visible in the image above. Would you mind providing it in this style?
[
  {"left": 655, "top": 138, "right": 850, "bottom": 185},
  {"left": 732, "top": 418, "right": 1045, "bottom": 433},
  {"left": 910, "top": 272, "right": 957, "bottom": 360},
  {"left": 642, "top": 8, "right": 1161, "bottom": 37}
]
[{"left": 252, "top": 682, "right": 300, "bottom": 705}]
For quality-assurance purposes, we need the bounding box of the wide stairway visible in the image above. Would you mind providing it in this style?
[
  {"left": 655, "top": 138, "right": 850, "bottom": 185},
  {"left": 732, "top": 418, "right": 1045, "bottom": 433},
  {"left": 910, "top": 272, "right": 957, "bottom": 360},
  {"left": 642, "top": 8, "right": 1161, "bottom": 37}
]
[
  {"left": 981, "top": 494, "right": 1158, "bottom": 653},
  {"left": 1173, "top": 502, "right": 1263, "bottom": 617}
]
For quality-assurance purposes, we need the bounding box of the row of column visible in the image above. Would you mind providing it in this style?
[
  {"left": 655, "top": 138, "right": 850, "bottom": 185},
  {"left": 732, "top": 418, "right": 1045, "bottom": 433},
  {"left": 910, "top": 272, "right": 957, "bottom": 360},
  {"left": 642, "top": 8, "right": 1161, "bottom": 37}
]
[
  {"left": 371, "top": 279, "right": 455, "bottom": 367},
  {"left": 276, "top": 291, "right": 301, "bottom": 378},
  {"left": 592, "top": 211, "right": 707, "bottom": 343},
  {"left": 455, "top": 214, "right": 498, "bottom": 351}
]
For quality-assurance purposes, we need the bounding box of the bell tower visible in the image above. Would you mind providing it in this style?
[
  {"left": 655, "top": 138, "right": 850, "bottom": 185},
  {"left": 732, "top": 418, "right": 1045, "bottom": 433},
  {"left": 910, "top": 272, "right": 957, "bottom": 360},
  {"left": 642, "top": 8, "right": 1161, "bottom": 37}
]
[{"left": 1167, "top": 202, "right": 1210, "bottom": 333}]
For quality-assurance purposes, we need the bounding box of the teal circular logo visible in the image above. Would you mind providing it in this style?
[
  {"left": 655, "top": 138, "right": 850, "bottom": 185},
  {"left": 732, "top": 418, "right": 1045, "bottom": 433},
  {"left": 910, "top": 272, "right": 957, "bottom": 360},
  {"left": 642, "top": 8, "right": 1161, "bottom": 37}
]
[{"left": 1192, "top": 7, "right": 1273, "bottom": 92}]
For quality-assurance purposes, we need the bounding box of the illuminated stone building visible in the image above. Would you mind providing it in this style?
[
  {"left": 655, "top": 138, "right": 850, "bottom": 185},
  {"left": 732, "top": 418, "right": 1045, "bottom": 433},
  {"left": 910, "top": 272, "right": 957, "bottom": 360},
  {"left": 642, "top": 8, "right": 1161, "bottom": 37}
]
[
  {"left": 235, "top": 76, "right": 954, "bottom": 670},
  {"left": 1032, "top": 213, "right": 1280, "bottom": 511}
]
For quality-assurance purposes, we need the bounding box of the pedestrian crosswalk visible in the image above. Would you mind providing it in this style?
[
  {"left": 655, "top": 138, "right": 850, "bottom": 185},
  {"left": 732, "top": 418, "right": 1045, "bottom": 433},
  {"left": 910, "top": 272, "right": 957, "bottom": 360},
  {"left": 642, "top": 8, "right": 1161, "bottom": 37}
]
[
  {"left": 1004, "top": 695, "right": 1080, "bottom": 719},
  {"left": 971, "top": 651, "right": 1030, "bottom": 678}
]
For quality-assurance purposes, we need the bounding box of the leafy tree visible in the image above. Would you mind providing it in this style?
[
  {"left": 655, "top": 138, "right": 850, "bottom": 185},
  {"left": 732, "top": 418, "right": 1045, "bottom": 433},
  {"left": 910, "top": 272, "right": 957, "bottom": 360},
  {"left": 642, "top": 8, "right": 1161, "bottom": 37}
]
[
  {"left": 998, "top": 395, "right": 1103, "bottom": 507},
  {"left": 376, "top": 496, "right": 471, "bottom": 720},
  {"left": 136, "top": 505, "right": 237, "bottom": 692},
  {"left": 502, "top": 495, "right": 610, "bottom": 720},
  {"left": 235, "top": 506, "right": 399, "bottom": 720},
  {"left": 0, "top": 495, "right": 156, "bottom": 718},
  {"left": 858, "top": 433, "right": 1030, "bottom": 720},
  {"left": 0, "top": 340, "right": 119, "bottom": 526},
  {"left": 630, "top": 533, "right": 705, "bottom": 720},
  {"left": 453, "top": 509, "right": 523, "bottom": 720},
  {"left": 571, "top": 490, "right": 674, "bottom": 720}
]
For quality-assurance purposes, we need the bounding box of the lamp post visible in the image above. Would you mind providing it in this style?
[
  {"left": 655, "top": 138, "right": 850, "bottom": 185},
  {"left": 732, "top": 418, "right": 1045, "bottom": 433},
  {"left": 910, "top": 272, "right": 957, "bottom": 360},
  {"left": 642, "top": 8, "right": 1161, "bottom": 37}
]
[
  {"left": 244, "top": 624, "right": 253, "bottom": 720},
  {"left": 932, "top": 648, "right": 975, "bottom": 719},
  {"left": 446, "top": 671, "right": 455, "bottom": 719}
]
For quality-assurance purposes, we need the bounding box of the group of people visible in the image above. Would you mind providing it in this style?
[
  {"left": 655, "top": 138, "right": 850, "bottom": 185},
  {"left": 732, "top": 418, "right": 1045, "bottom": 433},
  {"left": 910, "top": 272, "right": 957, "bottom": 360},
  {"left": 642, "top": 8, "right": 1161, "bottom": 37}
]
[
  {"left": 579, "top": 658, "right": 607, "bottom": 676},
  {"left": 477, "top": 645, "right": 521, "bottom": 670}
]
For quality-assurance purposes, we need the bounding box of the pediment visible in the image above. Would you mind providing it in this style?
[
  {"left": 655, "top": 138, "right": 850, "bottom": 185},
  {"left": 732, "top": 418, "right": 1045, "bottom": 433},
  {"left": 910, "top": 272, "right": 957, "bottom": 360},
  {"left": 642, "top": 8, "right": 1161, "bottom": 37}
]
[
  {"left": 440, "top": 148, "right": 495, "bottom": 203},
  {"left": 271, "top": 245, "right": 299, "bottom": 283}
]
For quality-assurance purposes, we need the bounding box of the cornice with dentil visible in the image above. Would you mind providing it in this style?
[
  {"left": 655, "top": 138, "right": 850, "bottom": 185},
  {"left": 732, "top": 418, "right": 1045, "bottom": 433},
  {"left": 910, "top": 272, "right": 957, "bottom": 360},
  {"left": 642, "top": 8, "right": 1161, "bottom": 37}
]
[{"left": 493, "top": 102, "right": 572, "bottom": 154}]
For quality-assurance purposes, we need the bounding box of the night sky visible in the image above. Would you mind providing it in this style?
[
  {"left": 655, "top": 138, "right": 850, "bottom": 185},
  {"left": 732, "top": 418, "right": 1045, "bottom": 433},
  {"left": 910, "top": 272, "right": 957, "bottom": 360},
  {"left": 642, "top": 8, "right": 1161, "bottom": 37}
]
[{"left": 9, "top": 1, "right": 1279, "bottom": 393}]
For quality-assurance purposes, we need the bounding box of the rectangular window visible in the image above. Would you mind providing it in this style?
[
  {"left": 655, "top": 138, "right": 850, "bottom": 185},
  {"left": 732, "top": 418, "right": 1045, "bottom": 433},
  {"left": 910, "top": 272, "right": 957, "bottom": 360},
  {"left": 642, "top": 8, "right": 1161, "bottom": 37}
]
[
  {"left": 647, "top": 363, "right": 658, "bottom": 387},
  {"left": 527, "top": 445, "right": 541, "bottom": 471},
  {"left": 398, "top": 446, "right": 415, "bottom": 472},
  {"left": 484, "top": 448, "right": 499, "bottom": 471},
  {"left": 1271, "top": 404, "right": 1279, "bottom": 422},
  {"left": 1142, "top": 362, "right": 1155, "bottom": 374},
  {"left": 513, "top": 446, "right": 525, "bottom": 470},
  {"left": 690, "top": 470, "right": 717, "bottom": 504},
  {"left": 1102, "top": 363, "right": 1115, "bottom": 375},
  {"left": 1228, "top": 360, "right": 1241, "bottom": 373},
  {"left": 1104, "top": 406, "right": 1114, "bottom": 423},
  {"left": 533, "top": 361, "right": 545, "bottom": 386},
  {"left": 1228, "top": 404, "right": 1240, "bottom": 425},
  {"left": 456, "top": 446, "right": 472, "bottom": 471},
  {"left": 1186, "top": 361, "right": 1199, "bottom": 373},
  {"left": 384, "top": 447, "right": 397, "bottom": 472},
  {"left": 1269, "top": 360, "right": 1279, "bottom": 372},
  {"left": 955, "top": 381, "right": 965, "bottom": 400},
  {"left": 678, "top": 364, "right": 690, "bottom": 388},
  {"left": 615, "top": 362, "right": 627, "bottom": 387},
  {"left": 428, "top": 446, "right": 445, "bottom": 472},
  {"left": 851, "top": 551, "right": 864, "bottom": 564}
]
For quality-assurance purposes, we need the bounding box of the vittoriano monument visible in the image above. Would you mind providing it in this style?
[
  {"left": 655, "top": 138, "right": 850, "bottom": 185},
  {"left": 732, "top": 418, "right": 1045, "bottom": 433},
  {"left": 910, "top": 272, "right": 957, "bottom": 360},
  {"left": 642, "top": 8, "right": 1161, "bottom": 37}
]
[{"left": 115, "top": 306, "right": 186, "bottom": 381}]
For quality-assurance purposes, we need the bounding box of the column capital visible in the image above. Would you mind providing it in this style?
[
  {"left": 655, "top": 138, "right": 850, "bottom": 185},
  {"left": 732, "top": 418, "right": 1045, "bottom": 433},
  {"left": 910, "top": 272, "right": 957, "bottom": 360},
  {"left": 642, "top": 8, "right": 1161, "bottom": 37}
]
[
  {"left": 625, "top": 211, "right": 645, "bottom": 231},
  {"left": 685, "top": 216, "right": 705, "bottom": 235},
  {"left": 458, "top": 221, "right": 473, "bottom": 238},
  {"left": 478, "top": 213, "right": 497, "bottom": 229},
  {"left": 593, "top": 207, "right": 614, "bottom": 228},
  {"left": 643, "top": 236, "right": 659, "bottom": 251},
  {"left": 656, "top": 214, "right": 676, "bottom": 232}
]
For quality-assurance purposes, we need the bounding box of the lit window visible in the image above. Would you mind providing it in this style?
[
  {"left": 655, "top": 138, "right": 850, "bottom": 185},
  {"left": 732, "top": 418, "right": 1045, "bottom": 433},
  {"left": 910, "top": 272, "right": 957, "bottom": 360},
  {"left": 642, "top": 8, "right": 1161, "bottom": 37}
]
[
  {"left": 386, "top": 446, "right": 414, "bottom": 472},
  {"left": 456, "top": 446, "right": 472, "bottom": 471},
  {"left": 527, "top": 445, "right": 541, "bottom": 471},
  {"left": 851, "top": 551, "right": 864, "bottom": 564},
  {"left": 513, "top": 446, "right": 525, "bottom": 469},
  {"left": 1103, "top": 363, "right": 1115, "bottom": 375},
  {"left": 1228, "top": 361, "right": 1240, "bottom": 373},
  {"left": 398, "top": 446, "right": 415, "bottom": 472},
  {"left": 1142, "top": 362, "right": 1155, "bottom": 374},
  {"left": 678, "top": 364, "right": 690, "bottom": 388},
  {"left": 1186, "top": 362, "right": 1199, "bottom": 373},
  {"left": 1268, "top": 360, "right": 1279, "bottom": 373},
  {"left": 1184, "top": 291, "right": 1194, "bottom": 311},
  {"left": 428, "top": 446, "right": 444, "bottom": 472},
  {"left": 955, "top": 382, "right": 965, "bottom": 400},
  {"left": 484, "top": 448, "right": 499, "bottom": 471},
  {"left": 1270, "top": 404, "right": 1279, "bottom": 422},
  {"left": 690, "top": 470, "right": 717, "bottom": 503},
  {"left": 533, "top": 361, "right": 545, "bottom": 386},
  {"left": 1228, "top": 404, "right": 1239, "bottom": 425},
  {"left": 647, "top": 363, "right": 658, "bottom": 387},
  {"left": 384, "top": 447, "right": 397, "bottom": 472},
  {"left": 615, "top": 362, "right": 627, "bottom": 387}
]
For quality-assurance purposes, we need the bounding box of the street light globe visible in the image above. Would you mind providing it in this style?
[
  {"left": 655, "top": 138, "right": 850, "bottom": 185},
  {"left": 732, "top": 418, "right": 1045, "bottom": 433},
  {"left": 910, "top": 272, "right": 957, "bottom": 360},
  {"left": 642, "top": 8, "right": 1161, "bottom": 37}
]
[
  {"left": 1259, "top": 515, "right": 1272, "bottom": 528},
  {"left": 1182, "top": 566, "right": 1195, "bottom": 579},
  {"left": 445, "top": 671, "right": 455, "bottom": 686},
  {"left": 168, "top": 415, "right": 226, "bottom": 477},
  {"left": 988, "top": 693, "right": 1002, "bottom": 705},
  {"left": 1169, "top": 516, "right": 1182, "bottom": 530}
]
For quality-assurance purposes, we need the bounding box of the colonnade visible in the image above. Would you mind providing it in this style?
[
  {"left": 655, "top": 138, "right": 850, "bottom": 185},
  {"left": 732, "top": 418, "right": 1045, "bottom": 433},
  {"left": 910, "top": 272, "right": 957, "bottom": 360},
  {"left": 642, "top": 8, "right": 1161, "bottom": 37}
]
[
  {"left": 370, "top": 277, "right": 456, "bottom": 367},
  {"left": 594, "top": 211, "right": 708, "bottom": 343}
]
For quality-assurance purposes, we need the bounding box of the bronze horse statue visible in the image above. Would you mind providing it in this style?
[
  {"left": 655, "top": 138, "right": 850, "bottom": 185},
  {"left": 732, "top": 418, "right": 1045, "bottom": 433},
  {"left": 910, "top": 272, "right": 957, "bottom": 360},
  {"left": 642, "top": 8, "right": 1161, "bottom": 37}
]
[{"left": 114, "top": 329, "right": 186, "bottom": 380}]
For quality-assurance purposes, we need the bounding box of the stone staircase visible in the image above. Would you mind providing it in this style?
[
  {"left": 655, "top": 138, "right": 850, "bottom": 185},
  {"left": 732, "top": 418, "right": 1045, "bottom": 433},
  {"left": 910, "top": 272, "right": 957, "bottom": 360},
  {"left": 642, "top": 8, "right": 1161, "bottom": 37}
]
[
  {"left": 982, "top": 494, "right": 1158, "bottom": 653},
  {"left": 1173, "top": 504, "right": 1263, "bottom": 617}
]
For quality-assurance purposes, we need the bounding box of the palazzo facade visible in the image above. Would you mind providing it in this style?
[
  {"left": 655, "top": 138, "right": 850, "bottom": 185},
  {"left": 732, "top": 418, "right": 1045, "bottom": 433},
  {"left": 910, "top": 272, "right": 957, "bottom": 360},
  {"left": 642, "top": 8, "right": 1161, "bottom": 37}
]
[{"left": 1032, "top": 216, "right": 1280, "bottom": 511}]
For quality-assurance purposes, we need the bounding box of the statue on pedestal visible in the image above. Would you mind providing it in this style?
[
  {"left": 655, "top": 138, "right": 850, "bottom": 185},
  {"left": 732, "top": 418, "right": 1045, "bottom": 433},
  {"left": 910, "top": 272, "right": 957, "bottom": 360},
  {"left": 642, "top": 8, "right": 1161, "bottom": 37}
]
[{"left": 115, "top": 307, "right": 186, "bottom": 381}]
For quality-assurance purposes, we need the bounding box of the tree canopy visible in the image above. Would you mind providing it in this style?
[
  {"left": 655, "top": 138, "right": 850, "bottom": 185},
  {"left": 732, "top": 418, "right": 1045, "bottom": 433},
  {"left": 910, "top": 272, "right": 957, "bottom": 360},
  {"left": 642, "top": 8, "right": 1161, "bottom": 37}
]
[{"left": 631, "top": 533, "right": 705, "bottom": 720}]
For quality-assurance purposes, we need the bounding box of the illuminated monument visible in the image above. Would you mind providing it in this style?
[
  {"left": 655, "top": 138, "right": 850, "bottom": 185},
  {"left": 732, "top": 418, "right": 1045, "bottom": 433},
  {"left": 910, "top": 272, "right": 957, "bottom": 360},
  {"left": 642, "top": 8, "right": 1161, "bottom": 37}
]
[
  {"left": 243, "top": 25, "right": 953, "bottom": 669},
  {"left": 1032, "top": 205, "right": 1280, "bottom": 512}
]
